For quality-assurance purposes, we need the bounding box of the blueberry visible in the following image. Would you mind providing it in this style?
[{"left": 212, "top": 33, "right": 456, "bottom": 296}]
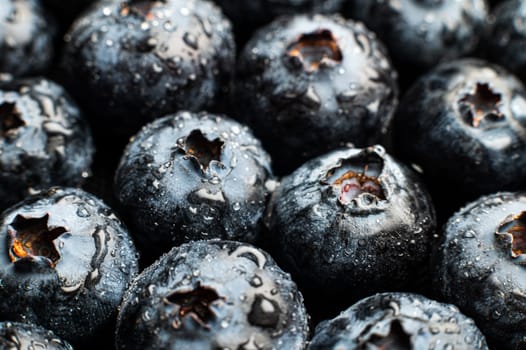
[
  {"left": 483, "top": 0, "right": 526, "bottom": 82},
  {"left": 114, "top": 111, "right": 274, "bottom": 261},
  {"left": 344, "top": 0, "right": 488, "bottom": 70},
  {"left": 0, "top": 77, "right": 94, "bottom": 210},
  {"left": 235, "top": 14, "right": 398, "bottom": 174},
  {"left": 308, "top": 292, "right": 488, "bottom": 349},
  {"left": 268, "top": 146, "right": 436, "bottom": 300},
  {"left": 434, "top": 191, "right": 526, "bottom": 350},
  {"left": 0, "top": 0, "right": 57, "bottom": 77},
  {"left": 0, "top": 321, "right": 73, "bottom": 349},
  {"left": 116, "top": 240, "right": 309, "bottom": 350},
  {"left": 0, "top": 187, "right": 139, "bottom": 346},
  {"left": 393, "top": 59, "right": 526, "bottom": 205},
  {"left": 61, "top": 0, "right": 235, "bottom": 136}
]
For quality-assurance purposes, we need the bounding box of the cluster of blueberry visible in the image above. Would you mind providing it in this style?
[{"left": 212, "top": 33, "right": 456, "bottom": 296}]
[{"left": 1, "top": 0, "right": 526, "bottom": 349}]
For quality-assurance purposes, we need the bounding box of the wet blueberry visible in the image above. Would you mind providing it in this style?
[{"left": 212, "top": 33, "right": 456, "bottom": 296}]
[
  {"left": 394, "top": 59, "right": 526, "bottom": 204},
  {"left": 0, "top": 321, "right": 73, "bottom": 350},
  {"left": 0, "top": 187, "right": 139, "bottom": 346},
  {"left": 0, "top": 77, "right": 94, "bottom": 210},
  {"left": 0, "top": 0, "right": 57, "bottom": 77},
  {"left": 61, "top": 0, "right": 235, "bottom": 136},
  {"left": 308, "top": 292, "right": 488, "bottom": 349},
  {"left": 483, "top": 0, "right": 526, "bottom": 82},
  {"left": 434, "top": 192, "right": 526, "bottom": 350},
  {"left": 267, "top": 146, "right": 436, "bottom": 300},
  {"left": 344, "top": 0, "right": 488, "bottom": 70},
  {"left": 114, "top": 111, "right": 273, "bottom": 261},
  {"left": 235, "top": 14, "right": 398, "bottom": 174},
  {"left": 116, "top": 240, "right": 309, "bottom": 350}
]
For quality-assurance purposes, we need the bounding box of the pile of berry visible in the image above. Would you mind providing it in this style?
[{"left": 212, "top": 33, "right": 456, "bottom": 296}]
[{"left": 0, "top": 0, "right": 525, "bottom": 349}]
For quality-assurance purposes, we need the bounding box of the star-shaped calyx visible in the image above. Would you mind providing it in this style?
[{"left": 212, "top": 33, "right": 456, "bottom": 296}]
[
  {"left": 458, "top": 83, "right": 504, "bottom": 128},
  {"left": 496, "top": 212, "right": 526, "bottom": 262},
  {"left": 322, "top": 151, "right": 386, "bottom": 206},
  {"left": 7, "top": 214, "right": 67, "bottom": 268},
  {"left": 287, "top": 29, "right": 343, "bottom": 72},
  {"left": 120, "top": 0, "right": 160, "bottom": 19},
  {"left": 177, "top": 129, "right": 224, "bottom": 173},
  {"left": 164, "top": 284, "right": 223, "bottom": 329}
]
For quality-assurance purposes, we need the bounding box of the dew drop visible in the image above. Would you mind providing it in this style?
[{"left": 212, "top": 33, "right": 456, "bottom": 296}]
[
  {"left": 183, "top": 32, "right": 198, "bottom": 50},
  {"left": 250, "top": 275, "right": 263, "bottom": 287},
  {"left": 76, "top": 205, "right": 90, "bottom": 218},
  {"left": 248, "top": 295, "right": 281, "bottom": 328},
  {"left": 153, "top": 63, "right": 163, "bottom": 73}
]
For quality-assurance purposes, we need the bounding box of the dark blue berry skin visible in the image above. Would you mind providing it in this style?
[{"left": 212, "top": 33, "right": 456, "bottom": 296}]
[
  {"left": 308, "top": 293, "right": 488, "bottom": 350},
  {"left": 114, "top": 111, "right": 274, "bottom": 261},
  {"left": 394, "top": 59, "right": 526, "bottom": 204},
  {"left": 0, "top": 77, "right": 94, "bottom": 211},
  {"left": 483, "top": 0, "right": 526, "bottom": 82},
  {"left": 268, "top": 146, "right": 436, "bottom": 300},
  {"left": 116, "top": 240, "right": 309, "bottom": 350},
  {"left": 61, "top": 0, "right": 235, "bottom": 136},
  {"left": 0, "top": 187, "right": 139, "bottom": 347},
  {"left": 213, "top": 0, "right": 343, "bottom": 45},
  {"left": 214, "top": 0, "right": 343, "bottom": 27},
  {"left": 235, "top": 14, "right": 398, "bottom": 175},
  {"left": 0, "top": 321, "right": 73, "bottom": 350},
  {"left": 344, "top": 0, "right": 488, "bottom": 70},
  {"left": 0, "top": 0, "right": 57, "bottom": 77},
  {"left": 434, "top": 192, "right": 526, "bottom": 350}
]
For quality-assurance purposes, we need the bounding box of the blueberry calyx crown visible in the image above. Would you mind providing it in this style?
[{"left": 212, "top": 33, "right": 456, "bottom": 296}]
[
  {"left": 363, "top": 319, "right": 411, "bottom": 349},
  {"left": 458, "top": 83, "right": 504, "bottom": 128},
  {"left": 322, "top": 150, "right": 386, "bottom": 206},
  {"left": 120, "top": 0, "right": 163, "bottom": 19},
  {"left": 177, "top": 129, "right": 225, "bottom": 173},
  {"left": 164, "top": 285, "right": 223, "bottom": 330},
  {"left": 0, "top": 102, "right": 24, "bottom": 138},
  {"left": 287, "top": 29, "right": 342, "bottom": 72},
  {"left": 7, "top": 214, "right": 67, "bottom": 268},
  {"left": 496, "top": 212, "right": 526, "bottom": 262}
]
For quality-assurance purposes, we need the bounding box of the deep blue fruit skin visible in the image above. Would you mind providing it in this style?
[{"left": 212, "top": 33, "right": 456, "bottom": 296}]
[
  {"left": 0, "top": 187, "right": 139, "bottom": 346},
  {"left": 214, "top": 0, "right": 343, "bottom": 26},
  {"left": 61, "top": 0, "right": 235, "bottom": 136},
  {"left": 434, "top": 192, "right": 526, "bottom": 350},
  {"left": 483, "top": 0, "right": 526, "bottom": 82},
  {"left": 268, "top": 146, "right": 436, "bottom": 299},
  {"left": 308, "top": 292, "right": 488, "bottom": 349},
  {"left": 0, "top": 77, "right": 94, "bottom": 211},
  {"left": 213, "top": 0, "right": 343, "bottom": 43},
  {"left": 0, "top": 0, "right": 57, "bottom": 77},
  {"left": 0, "top": 321, "right": 73, "bottom": 349},
  {"left": 344, "top": 0, "right": 488, "bottom": 70},
  {"left": 235, "top": 14, "right": 398, "bottom": 175},
  {"left": 394, "top": 59, "right": 526, "bottom": 201},
  {"left": 116, "top": 240, "right": 309, "bottom": 350},
  {"left": 114, "top": 111, "right": 274, "bottom": 260}
]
